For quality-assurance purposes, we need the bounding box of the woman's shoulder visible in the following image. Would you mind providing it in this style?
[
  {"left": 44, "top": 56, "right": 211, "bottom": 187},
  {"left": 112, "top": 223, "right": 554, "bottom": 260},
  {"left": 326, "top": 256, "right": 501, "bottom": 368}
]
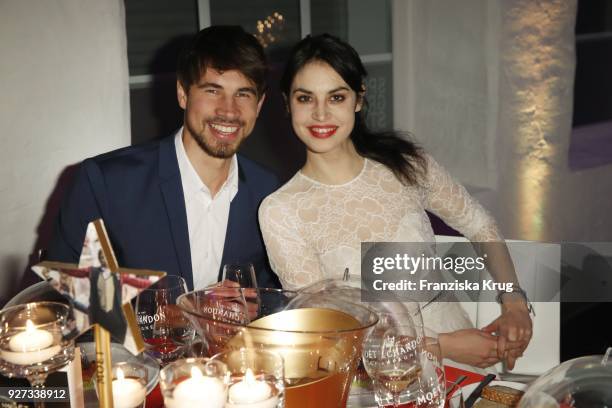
[
  {"left": 418, "top": 152, "right": 453, "bottom": 185},
  {"left": 395, "top": 151, "right": 441, "bottom": 188},
  {"left": 365, "top": 156, "right": 429, "bottom": 190},
  {"left": 260, "top": 172, "right": 310, "bottom": 213}
]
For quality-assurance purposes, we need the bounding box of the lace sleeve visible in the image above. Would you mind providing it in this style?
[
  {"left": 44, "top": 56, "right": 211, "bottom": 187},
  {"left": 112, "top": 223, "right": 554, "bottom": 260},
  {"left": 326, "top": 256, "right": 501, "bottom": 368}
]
[
  {"left": 422, "top": 156, "right": 525, "bottom": 288},
  {"left": 258, "top": 195, "right": 324, "bottom": 290},
  {"left": 422, "top": 155, "right": 503, "bottom": 241}
]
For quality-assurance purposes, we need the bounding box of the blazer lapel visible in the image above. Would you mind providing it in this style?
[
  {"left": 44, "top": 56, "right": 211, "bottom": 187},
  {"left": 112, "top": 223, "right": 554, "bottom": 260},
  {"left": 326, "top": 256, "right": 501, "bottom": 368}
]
[
  {"left": 158, "top": 136, "right": 194, "bottom": 289},
  {"left": 219, "top": 160, "right": 252, "bottom": 280}
]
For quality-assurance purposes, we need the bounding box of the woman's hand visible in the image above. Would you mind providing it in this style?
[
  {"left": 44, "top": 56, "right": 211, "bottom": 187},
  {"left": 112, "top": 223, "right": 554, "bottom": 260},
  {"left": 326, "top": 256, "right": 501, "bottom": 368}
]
[
  {"left": 482, "top": 297, "right": 533, "bottom": 370},
  {"left": 439, "top": 329, "right": 501, "bottom": 368}
]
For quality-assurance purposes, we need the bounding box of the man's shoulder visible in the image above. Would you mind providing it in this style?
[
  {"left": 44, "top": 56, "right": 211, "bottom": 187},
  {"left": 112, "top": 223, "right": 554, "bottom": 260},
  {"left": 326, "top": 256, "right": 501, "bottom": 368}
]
[
  {"left": 88, "top": 138, "right": 164, "bottom": 168},
  {"left": 81, "top": 135, "right": 176, "bottom": 179}
]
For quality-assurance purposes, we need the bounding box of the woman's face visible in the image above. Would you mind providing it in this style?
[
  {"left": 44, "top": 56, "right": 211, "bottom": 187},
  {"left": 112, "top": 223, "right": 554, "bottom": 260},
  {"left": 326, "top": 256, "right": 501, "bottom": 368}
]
[{"left": 288, "top": 60, "right": 362, "bottom": 155}]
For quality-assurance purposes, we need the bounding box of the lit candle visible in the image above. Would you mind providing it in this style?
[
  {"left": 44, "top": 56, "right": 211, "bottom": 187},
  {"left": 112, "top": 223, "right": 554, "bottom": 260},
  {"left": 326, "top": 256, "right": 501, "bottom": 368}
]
[
  {"left": 9, "top": 320, "right": 53, "bottom": 351},
  {"left": 111, "top": 367, "right": 146, "bottom": 408},
  {"left": 166, "top": 366, "right": 226, "bottom": 408},
  {"left": 227, "top": 368, "right": 278, "bottom": 408},
  {"left": 1, "top": 320, "right": 61, "bottom": 365}
]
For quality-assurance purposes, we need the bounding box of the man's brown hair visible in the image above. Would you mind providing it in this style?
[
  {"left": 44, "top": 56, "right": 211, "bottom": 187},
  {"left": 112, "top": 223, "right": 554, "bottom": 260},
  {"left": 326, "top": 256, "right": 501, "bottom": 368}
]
[{"left": 177, "top": 26, "right": 267, "bottom": 97}]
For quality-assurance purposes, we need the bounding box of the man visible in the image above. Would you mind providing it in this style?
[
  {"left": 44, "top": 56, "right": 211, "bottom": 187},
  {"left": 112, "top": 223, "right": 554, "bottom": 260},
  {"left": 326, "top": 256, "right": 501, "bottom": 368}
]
[{"left": 47, "top": 26, "right": 281, "bottom": 290}]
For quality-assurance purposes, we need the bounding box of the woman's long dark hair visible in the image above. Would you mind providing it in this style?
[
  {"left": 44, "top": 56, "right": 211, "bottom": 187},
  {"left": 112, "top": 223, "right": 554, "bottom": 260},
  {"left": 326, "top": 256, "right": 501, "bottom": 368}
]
[{"left": 280, "top": 34, "right": 426, "bottom": 186}]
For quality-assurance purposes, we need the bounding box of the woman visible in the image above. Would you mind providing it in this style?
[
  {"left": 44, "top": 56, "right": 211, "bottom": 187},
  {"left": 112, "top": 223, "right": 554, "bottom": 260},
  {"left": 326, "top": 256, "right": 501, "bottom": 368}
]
[{"left": 259, "top": 34, "right": 531, "bottom": 369}]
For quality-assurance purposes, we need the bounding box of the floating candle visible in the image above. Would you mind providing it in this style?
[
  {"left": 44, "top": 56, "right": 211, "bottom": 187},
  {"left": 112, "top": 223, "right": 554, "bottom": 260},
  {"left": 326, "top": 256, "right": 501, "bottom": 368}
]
[
  {"left": 111, "top": 367, "right": 146, "bottom": 408},
  {"left": 166, "top": 366, "right": 225, "bottom": 408},
  {"left": 1, "top": 320, "right": 60, "bottom": 365},
  {"left": 227, "top": 368, "right": 278, "bottom": 408},
  {"left": 9, "top": 320, "right": 53, "bottom": 352}
]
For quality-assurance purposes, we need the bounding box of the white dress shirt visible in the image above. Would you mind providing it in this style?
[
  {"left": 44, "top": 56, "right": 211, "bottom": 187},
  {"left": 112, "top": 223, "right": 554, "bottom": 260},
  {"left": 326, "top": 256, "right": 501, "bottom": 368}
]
[{"left": 175, "top": 129, "right": 238, "bottom": 289}]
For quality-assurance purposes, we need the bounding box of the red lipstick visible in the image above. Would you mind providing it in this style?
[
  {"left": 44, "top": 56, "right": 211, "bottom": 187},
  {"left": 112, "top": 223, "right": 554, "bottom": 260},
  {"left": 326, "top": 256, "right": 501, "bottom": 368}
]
[{"left": 308, "top": 125, "right": 338, "bottom": 139}]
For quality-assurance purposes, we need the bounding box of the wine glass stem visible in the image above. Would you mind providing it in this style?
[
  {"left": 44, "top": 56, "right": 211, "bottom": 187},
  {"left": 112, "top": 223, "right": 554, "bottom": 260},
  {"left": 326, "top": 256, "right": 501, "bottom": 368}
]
[{"left": 29, "top": 375, "right": 48, "bottom": 408}]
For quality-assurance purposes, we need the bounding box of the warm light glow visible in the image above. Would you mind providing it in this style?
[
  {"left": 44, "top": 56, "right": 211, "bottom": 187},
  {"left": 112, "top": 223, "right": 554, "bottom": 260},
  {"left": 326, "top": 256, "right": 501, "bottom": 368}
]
[
  {"left": 25, "top": 320, "right": 35, "bottom": 332},
  {"left": 245, "top": 368, "right": 255, "bottom": 384},
  {"left": 191, "top": 366, "right": 203, "bottom": 379},
  {"left": 517, "top": 149, "right": 552, "bottom": 240},
  {"left": 508, "top": 1, "right": 569, "bottom": 240},
  {"left": 253, "top": 11, "right": 285, "bottom": 49}
]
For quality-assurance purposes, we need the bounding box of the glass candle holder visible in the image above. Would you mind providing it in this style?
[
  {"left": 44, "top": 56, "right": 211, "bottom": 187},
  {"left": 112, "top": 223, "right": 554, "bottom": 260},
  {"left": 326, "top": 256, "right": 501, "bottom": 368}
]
[
  {"left": 212, "top": 349, "right": 284, "bottom": 408},
  {"left": 109, "top": 362, "right": 148, "bottom": 408},
  {"left": 0, "top": 302, "right": 76, "bottom": 387},
  {"left": 178, "top": 288, "right": 378, "bottom": 408},
  {"left": 160, "top": 357, "right": 228, "bottom": 408}
]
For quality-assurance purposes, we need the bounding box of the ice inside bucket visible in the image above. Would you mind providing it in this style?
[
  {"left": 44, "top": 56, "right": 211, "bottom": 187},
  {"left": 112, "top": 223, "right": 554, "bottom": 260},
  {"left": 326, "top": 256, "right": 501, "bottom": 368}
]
[{"left": 177, "top": 288, "right": 378, "bottom": 408}]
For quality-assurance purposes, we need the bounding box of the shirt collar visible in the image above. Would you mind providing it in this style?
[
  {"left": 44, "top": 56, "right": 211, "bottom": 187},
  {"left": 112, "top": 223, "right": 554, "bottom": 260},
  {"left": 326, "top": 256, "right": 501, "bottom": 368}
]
[{"left": 175, "top": 127, "right": 239, "bottom": 202}]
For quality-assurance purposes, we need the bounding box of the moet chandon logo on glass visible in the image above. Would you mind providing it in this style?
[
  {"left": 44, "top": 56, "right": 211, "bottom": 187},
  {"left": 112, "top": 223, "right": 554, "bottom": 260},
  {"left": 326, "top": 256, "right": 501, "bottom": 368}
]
[{"left": 137, "top": 310, "right": 166, "bottom": 331}]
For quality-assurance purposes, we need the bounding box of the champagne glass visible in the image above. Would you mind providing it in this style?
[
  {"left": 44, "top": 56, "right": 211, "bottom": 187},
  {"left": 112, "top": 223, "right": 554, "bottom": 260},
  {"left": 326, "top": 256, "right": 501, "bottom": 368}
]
[
  {"left": 419, "top": 328, "right": 446, "bottom": 408},
  {"left": 221, "top": 262, "right": 260, "bottom": 319},
  {"left": 362, "top": 311, "right": 423, "bottom": 407},
  {"left": 135, "top": 275, "right": 193, "bottom": 366},
  {"left": 180, "top": 286, "right": 250, "bottom": 357},
  {"left": 222, "top": 262, "right": 257, "bottom": 288}
]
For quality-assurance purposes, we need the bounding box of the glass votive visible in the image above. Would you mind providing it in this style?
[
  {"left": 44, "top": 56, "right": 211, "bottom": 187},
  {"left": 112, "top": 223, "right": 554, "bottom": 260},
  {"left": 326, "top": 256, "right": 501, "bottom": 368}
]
[
  {"left": 160, "top": 357, "right": 228, "bottom": 408},
  {"left": 0, "top": 302, "right": 76, "bottom": 386},
  {"left": 212, "top": 349, "right": 284, "bottom": 408},
  {"left": 110, "top": 362, "right": 148, "bottom": 408}
]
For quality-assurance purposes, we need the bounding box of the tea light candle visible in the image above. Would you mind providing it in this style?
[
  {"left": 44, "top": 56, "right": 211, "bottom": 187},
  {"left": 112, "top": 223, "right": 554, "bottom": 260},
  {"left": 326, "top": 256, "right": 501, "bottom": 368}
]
[
  {"left": 9, "top": 320, "right": 53, "bottom": 352},
  {"left": 167, "top": 366, "right": 225, "bottom": 408},
  {"left": 1, "top": 320, "right": 61, "bottom": 365},
  {"left": 111, "top": 367, "right": 146, "bottom": 408},
  {"left": 227, "top": 369, "right": 278, "bottom": 408}
]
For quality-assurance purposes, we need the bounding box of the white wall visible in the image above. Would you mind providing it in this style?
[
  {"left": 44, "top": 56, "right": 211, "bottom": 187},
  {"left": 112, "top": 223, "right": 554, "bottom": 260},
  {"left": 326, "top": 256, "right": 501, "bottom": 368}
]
[
  {"left": 0, "top": 0, "right": 130, "bottom": 304},
  {"left": 393, "top": 0, "right": 612, "bottom": 242}
]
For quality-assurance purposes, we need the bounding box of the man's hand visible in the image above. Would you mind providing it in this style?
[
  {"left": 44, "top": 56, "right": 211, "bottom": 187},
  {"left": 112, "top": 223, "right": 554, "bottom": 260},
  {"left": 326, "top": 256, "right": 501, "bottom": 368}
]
[
  {"left": 439, "top": 328, "right": 502, "bottom": 368},
  {"left": 482, "top": 297, "right": 533, "bottom": 370}
]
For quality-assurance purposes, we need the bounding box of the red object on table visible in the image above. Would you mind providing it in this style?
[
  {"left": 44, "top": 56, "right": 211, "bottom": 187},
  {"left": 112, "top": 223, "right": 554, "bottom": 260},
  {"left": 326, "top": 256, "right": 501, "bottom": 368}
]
[
  {"left": 146, "top": 383, "right": 164, "bottom": 408},
  {"left": 445, "top": 365, "right": 486, "bottom": 388}
]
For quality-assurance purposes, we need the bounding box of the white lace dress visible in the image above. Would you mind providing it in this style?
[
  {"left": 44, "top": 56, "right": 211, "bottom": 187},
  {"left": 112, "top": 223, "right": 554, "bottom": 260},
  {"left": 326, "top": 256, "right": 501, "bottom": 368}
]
[{"left": 259, "top": 155, "right": 502, "bottom": 335}]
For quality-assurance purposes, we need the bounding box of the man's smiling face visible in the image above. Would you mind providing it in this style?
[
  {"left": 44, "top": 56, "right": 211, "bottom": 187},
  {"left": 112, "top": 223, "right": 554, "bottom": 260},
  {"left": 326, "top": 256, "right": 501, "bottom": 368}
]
[{"left": 178, "top": 68, "right": 265, "bottom": 158}]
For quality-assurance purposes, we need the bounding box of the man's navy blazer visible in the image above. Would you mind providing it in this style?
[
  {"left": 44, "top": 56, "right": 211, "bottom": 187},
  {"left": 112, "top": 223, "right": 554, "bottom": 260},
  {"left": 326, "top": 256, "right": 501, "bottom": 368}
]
[{"left": 47, "top": 135, "right": 281, "bottom": 290}]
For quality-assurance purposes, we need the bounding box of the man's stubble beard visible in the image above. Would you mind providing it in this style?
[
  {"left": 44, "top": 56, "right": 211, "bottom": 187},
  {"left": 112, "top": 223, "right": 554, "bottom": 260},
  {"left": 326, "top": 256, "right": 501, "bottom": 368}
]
[{"left": 187, "top": 120, "right": 246, "bottom": 159}]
